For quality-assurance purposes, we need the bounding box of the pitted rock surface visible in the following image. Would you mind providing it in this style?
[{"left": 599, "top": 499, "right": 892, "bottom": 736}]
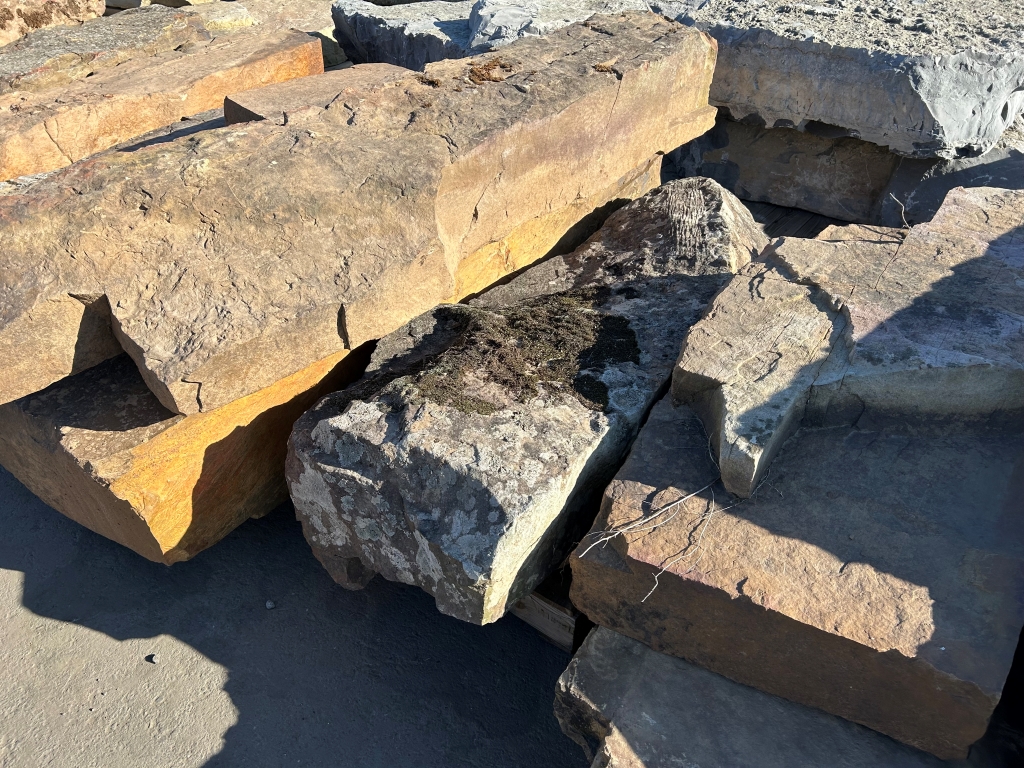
[
  {"left": 674, "top": 186, "right": 1024, "bottom": 498},
  {"left": 0, "top": 6, "right": 209, "bottom": 95},
  {"left": 661, "top": 0, "right": 1024, "bottom": 158},
  {"left": 287, "top": 178, "right": 765, "bottom": 625},
  {"left": 0, "top": 14, "right": 717, "bottom": 414},
  {"left": 0, "top": 0, "right": 104, "bottom": 48}
]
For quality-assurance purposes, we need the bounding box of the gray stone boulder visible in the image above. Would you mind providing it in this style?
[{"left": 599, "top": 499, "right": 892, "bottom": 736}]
[
  {"left": 332, "top": 0, "right": 648, "bottom": 68},
  {"left": 287, "top": 178, "right": 766, "bottom": 625},
  {"left": 673, "top": 186, "right": 1024, "bottom": 498},
  {"left": 674, "top": 114, "right": 1024, "bottom": 226},
  {"left": 664, "top": 0, "right": 1024, "bottom": 158},
  {"left": 557, "top": 627, "right": 948, "bottom": 767}
]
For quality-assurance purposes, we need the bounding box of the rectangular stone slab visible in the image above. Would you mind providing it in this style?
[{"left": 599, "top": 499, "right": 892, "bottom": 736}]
[
  {"left": 286, "top": 178, "right": 766, "bottom": 625},
  {"left": 570, "top": 396, "right": 1024, "bottom": 759},
  {"left": 0, "top": 27, "right": 325, "bottom": 180},
  {"left": 556, "top": 627, "right": 948, "bottom": 767},
  {"left": 0, "top": 5, "right": 209, "bottom": 95},
  {"left": 665, "top": 0, "right": 1024, "bottom": 158},
  {"left": 0, "top": 0, "right": 105, "bottom": 48},
  {"left": 0, "top": 348, "right": 370, "bottom": 564},
  {"left": 0, "top": 13, "right": 718, "bottom": 415}
]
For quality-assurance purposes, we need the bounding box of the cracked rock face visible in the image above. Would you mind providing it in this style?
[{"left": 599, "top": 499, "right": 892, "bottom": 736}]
[
  {"left": 665, "top": 0, "right": 1024, "bottom": 158},
  {"left": 287, "top": 178, "right": 765, "bottom": 625},
  {"left": 0, "top": 14, "right": 717, "bottom": 414},
  {"left": 0, "top": 0, "right": 104, "bottom": 48},
  {"left": 674, "top": 186, "right": 1024, "bottom": 498},
  {"left": 570, "top": 396, "right": 1024, "bottom": 760},
  {"left": 556, "top": 627, "right": 948, "bottom": 767}
]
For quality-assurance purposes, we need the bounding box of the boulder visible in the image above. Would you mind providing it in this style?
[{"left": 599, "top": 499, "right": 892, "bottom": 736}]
[
  {"left": 0, "top": 348, "right": 370, "bottom": 564},
  {"left": 0, "top": 13, "right": 717, "bottom": 416},
  {"left": 660, "top": 0, "right": 1024, "bottom": 158},
  {"left": 0, "top": 27, "right": 324, "bottom": 181},
  {"left": 0, "top": 0, "right": 104, "bottom": 48},
  {"left": 332, "top": 0, "right": 648, "bottom": 69},
  {"left": 0, "top": 6, "right": 208, "bottom": 95},
  {"left": 286, "top": 178, "right": 765, "bottom": 625},
  {"left": 676, "top": 114, "right": 1024, "bottom": 226},
  {"left": 570, "top": 396, "right": 1024, "bottom": 759},
  {"left": 556, "top": 627, "right": 948, "bottom": 767},
  {"left": 191, "top": 2, "right": 255, "bottom": 33},
  {"left": 673, "top": 186, "right": 1024, "bottom": 498}
]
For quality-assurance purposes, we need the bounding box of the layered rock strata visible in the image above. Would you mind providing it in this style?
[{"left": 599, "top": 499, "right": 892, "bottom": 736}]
[
  {"left": 674, "top": 186, "right": 1024, "bottom": 498},
  {"left": 556, "top": 627, "right": 947, "bottom": 767},
  {"left": 0, "top": 0, "right": 105, "bottom": 48},
  {"left": 0, "top": 15, "right": 718, "bottom": 562},
  {"left": 571, "top": 186, "right": 1024, "bottom": 759},
  {"left": 0, "top": 13, "right": 717, "bottom": 414},
  {"left": 0, "top": 27, "right": 324, "bottom": 180},
  {"left": 287, "top": 178, "right": 766, "bottom": 625}
]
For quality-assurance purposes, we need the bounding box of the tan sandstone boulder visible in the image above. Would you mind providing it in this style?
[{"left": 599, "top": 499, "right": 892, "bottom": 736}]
[{"left": 0, "top": 15, "right": 718, "bottom": 562}]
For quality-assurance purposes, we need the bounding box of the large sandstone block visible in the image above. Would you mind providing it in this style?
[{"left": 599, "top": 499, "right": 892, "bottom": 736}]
[
  {"left": 677, "top": 114, "right": 1024, "bottom": 226},
  {"left": 661, "top": 0, "right": 1024, "bottom": 158},
  {"left": 0, "top": 27, "right": 324, "bottom": 180},
  {"left": 0, "top": 13, "right": 717, "bottom": 416},
  {"left": 332, "top": 0, "right": 649, "bottom": 69},
  {"left": 0, "top": 6, "right": 208, "bottom": 95},
  {"left": 287, "top": 178, "right": 765, "bottom": 625},
  {"left": 0, "top": 348, "right": 370, "bottom": 564},
  {"left": 673, "top": 186, "right": 1024, "bottom": 498},
  {"left": 556, "top": 627, "right": 947, "bottom": 767},
  {"left": 0, "top": 0, "right": 104, "bottom": 48},
  {"left": 570, "top": 396, "right": 1024, "bottom": 759}
]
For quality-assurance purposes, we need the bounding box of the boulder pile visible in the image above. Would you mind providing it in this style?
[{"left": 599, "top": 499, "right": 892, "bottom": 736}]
[{"left": 1, "top": 1, "right": 1022, "bottom": 765}]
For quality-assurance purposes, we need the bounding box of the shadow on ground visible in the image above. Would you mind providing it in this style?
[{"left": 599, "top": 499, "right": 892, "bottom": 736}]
[{"left": 0, "top": 467, "right": 586, "bottom": 768}]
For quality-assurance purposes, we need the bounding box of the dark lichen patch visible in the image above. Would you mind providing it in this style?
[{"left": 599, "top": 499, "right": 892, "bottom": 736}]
[{"left": 413, "top": 289, "right": 640, "bottom": 414}]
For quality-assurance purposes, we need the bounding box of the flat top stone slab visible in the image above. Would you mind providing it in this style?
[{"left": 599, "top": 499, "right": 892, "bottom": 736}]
[
  {"left": 0, "top": 6, "right": 209, "bottom": 94},
  {"left": 0, "top": 12, "right": 716, "bottom": 415},
  {"left": 557, "top": 627, "right": 947, "bottom": 767},
  {"left": 687, "top": 0, "right": 1022, "bottom": 56}
]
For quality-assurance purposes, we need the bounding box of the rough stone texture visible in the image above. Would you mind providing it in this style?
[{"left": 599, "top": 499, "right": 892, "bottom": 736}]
[
  {"left": 676, "top": 114, "right": 1024, "bottom": 226},
  {"left": 0, "top": 14, "right": 717, "bottom": 415},
  {"left": 0, "top": 347, "right": 371, "bottom": 564},
  {"left": 570, "top": 396, "right": 1024, "bottom": 760},
  {"left": 0, "top": 27, "right": 323, "bottom": 181},
  {"left": 0, "top": 6, "right": 208, "bottom": 95},
  {"left": 191, "top": 1, "right": 255, "bottom": 33},
  {"left": 0, "top": 0, "right": 104, "bottom": 48},
  {"left": 287, "top": 178, "right": 765, "bottom": 625},
  {"left": 556, "top": 627, "right": 949, "bottom": 767},
  {"left": 673, "top": 186, "right": 1024, "bottom": 498},
  {"left": 658, "top": 0, "right": 1024, "bottom": 158},
  {"left": 332, "top": 0, "right": 647, "bottom": 69}
]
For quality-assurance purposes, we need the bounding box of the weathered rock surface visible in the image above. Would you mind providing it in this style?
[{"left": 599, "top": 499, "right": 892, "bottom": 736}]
[
  {"left": 673, "top": 186, "right": 1024, "bottom": 498},
  {"left": 0, "top": 0, "right": 104, "bottom": 48},
  {"left": 556, "top": 627, "right": 948, "bottom": 767},
  {"left": 0, "top": 27, "right": 323, "bottom": 181},
  {"left": 676, "top": 114, "right": 1024, "bottom": 226},
  {"left": 332, "top": 0, "right": 647, "bottom": 69},
  {"left": 0, "top": 13, "right": 717, "bottom": 414},
  {"left": 287, "top": 178, "right": 765, "bottom": 625},
  {"left": 0, "top": 348, "right": 370, "bottom": 564},
  {"left": 660, "top": 0, "right": 1024, "bottom": 158},
  {"left": 0, "top": 5, "right": 208, "bottom": 95},
  {"left": 191, "top": 1, "right": 255, "bottom": 33},
  {"left": 570, "top": 396, "right": 1024, "bottom": 759}
]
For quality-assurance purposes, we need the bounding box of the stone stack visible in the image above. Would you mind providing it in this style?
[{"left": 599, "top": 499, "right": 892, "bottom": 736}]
[
  {"left": 568, "top": 186, "right": 1024, "bottom": 760},
  {"left": 0, "top": 12, "right": 718, "bottom": 564}
]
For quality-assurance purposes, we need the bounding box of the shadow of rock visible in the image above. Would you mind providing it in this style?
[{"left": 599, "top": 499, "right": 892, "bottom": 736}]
[{"left": 0, "top": 466, "right": 585, "bottom": 767}]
